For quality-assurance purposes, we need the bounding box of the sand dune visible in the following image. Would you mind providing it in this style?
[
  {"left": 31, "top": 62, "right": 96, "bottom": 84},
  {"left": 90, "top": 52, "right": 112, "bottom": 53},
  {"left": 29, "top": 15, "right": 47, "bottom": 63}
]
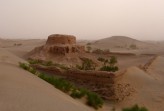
[
  {"left": 147, "top": 56, "right": 164, "bottom": 81},
  {"left": 115, "top": 59, "right": 164, "bottom": 111},
  {"left": 0, "top": 48, "right": 93, "bottom": 111},
  {"left": 0, "top": 39, "right": 46, "bottom": 58},
  {"left": 90, "top": 36, "right": 154, "bottom": 52}
]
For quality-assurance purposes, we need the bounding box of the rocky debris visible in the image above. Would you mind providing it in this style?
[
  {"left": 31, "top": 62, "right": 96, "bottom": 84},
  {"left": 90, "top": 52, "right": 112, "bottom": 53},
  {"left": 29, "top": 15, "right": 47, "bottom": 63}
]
[{"left": 114, "top": 83, "right": 135, "bottom": 101}]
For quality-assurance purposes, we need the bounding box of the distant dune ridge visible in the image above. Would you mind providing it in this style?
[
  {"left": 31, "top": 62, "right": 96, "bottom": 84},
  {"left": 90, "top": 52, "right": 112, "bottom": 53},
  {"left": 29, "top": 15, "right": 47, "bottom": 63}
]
[{"left": 90, "top": 36, "right": 154, "bottom": 50}]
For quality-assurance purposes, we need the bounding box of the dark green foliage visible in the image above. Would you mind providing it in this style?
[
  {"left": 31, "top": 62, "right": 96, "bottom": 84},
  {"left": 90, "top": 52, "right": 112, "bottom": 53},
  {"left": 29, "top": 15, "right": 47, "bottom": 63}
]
[
  {"left": 19, "top": 62, "right": 37, "bottom": 74},
  {"left": 87, "top": 92, "right": 104, "bottom": 109},
  {"left": 38, "top": 74, "right": 73, "bottom": 93},
  {"left": 109, "top": 56, "right": 117, "bottom": 66},
  {"left": 122, "top": 104, "right": 148, "bottom": 111},
  {"left": 28, "top": 59, "right": 53, "bottom": 66},
  {"left": 92, "top": 49, "right": 104, "bottom": 54},
  {"left": 100, "top": 66, "right": 118, "bottom": 72},
  {"left": 28, "top": 59, "right": 69, "bottom": 70},
  {"left": 19, "top": 62, "right": 29, "bottom": 70},
  {"left": 77, "top": 58, "right": 96, "bottom": 70},
  {"left": 99, "top": 56, "right": 119, "bottom": 72},
  {"left": 70, "top": 88, "right": 87, "bottom": 99},
  {"left": 19, "top": 62, "right": 104, "bottom": 109}
]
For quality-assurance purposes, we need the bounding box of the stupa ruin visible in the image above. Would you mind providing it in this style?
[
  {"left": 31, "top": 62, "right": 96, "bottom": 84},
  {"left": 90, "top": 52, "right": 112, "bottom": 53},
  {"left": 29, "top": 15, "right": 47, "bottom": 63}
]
[{"left": 27, "top": 34, "right": 95, "bottom": 65}]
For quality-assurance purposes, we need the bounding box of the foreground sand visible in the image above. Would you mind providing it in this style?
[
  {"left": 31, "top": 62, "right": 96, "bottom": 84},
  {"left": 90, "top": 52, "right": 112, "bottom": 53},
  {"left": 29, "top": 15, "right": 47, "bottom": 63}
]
[
  {"left": 115, "top": 57, "right": 164, "bottom": 111},
  {"left": 0, "top": 48, "right": 93, "bottom": 111}
]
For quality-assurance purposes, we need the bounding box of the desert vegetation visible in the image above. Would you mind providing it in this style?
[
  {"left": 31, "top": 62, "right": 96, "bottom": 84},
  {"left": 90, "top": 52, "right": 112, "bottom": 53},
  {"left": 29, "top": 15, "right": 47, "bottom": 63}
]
[
  {"left": 76, "top": 58, "right": 96, "bottom": 70},
  {"left": 28, "top": 59, "right": 69, "bottom": 70},
  {"left": 19, "top": 62, "right": 103, "bottom": 109},
  {"left": 122, "top": 104, "right": 148, "bottom": 111},
  {"left": 98, "top": 56, "right": 119, "bottom": 72},
  {"left": 92, "top": 48, "right": 110, "bottom": 54}
]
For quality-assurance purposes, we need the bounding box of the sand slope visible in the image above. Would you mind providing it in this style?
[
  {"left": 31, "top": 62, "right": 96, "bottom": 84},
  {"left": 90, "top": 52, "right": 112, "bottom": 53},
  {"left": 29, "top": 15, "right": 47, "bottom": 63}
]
[
  {"left": 147, "top": 56, "right": 164, "bottom": 80},
  {"left": 0, "top": 39, "right": 45, "bottom": 58},
  {"left": 0, "top": 48, "right": 93, "bottom": 111},
  {"left": 90, "top": 36, "right": 153, "bottom": 50},
  {"left": 116, "top": 62, "right": 164, "bottom": 111}
]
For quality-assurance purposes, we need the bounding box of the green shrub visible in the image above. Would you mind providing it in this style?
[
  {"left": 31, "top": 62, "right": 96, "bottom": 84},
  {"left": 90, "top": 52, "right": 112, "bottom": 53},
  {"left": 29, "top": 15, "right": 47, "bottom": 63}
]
[
  {"left": 28, "top": 67, "right": 37, "bottom": 74},
  {"left": 99, "top": 56, "right": 119, "bottom": 72},
  {"left": 77, "top": 58, "right": 96, "bottom": 70},
  {"left": 20, "top": 62, "right": 104, "bottom": 109},
  {"left": 109, "top": 56, "right": 117, "bottom": 66},
  {"left": 70, "top": 88, "right": 87, "bottom": 99},
  {"left": 86, "top": 92, "right": 103, "bottom": 109},
  {"left": 19, "top": 62, "right": 29, "bottom": 70},
  {"left": 38, "top": 74, "right": 73, "bottom": 93},
  {"left": 100, "top": 66, "right": 119, "bottom": 72},
  {"left": 19, "top": 62, "right": 37, "bottom": 75},
  {"left": 122, "top": 104, "right": 148, "bottom": 111},
  {"left": 54, "top": 78, "right": 73, "bottom": 93}
]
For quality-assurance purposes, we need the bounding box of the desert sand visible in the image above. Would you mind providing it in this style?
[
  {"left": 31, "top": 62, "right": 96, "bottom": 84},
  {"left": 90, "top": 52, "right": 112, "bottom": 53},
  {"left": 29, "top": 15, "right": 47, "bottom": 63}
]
[
  {"left": 0, "top": 36, "right": 164, "bottom": 111},
  {"left": 0, "top": 48, "right": 93, "bottom": 111}
]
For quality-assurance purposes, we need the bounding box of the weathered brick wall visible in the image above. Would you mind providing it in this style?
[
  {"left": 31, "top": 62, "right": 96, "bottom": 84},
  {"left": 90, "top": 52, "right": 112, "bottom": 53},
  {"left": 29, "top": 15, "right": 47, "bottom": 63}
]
[{"left": 46, "top": 34, "right": 76, "bottom": 45}]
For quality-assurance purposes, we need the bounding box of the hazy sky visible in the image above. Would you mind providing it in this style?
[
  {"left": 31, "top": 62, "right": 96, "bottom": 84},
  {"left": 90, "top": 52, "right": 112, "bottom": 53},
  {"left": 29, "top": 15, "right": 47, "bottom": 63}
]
[{"left": 0, "top": 0, "right": 164, "bottom": 40}]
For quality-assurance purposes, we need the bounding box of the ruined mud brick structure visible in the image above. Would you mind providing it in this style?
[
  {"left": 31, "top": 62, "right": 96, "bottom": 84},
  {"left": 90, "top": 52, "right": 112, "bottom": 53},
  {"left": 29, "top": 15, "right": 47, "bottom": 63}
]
[
  {"left": 45, "top": 34, "right": 85, "bottom": 55},
  {"left": 26, "top": 34, "right": 92, "bottom": 65}
]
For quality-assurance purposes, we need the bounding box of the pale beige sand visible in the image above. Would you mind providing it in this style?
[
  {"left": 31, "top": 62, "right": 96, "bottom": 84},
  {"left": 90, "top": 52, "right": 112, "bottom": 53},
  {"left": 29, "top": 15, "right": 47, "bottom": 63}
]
[
  {"left": 0, "top": 39, "right": 45, "bottom": 57},
  {"left": 115, "top": 64, "right": 164, "bottom": 111},
  {"left": 90, "top": 36, "right": 154, "bottom": 51},
  {"left": 0, "top": 48, "right": 94, "bottom": 111}
]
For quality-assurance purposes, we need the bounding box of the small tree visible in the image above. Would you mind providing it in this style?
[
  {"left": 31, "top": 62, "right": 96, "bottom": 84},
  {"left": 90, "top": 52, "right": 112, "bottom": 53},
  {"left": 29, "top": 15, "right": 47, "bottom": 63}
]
[
  {"left": 99, "top": 56, "right": 118, "bottom": 72},
  {"left": 109, "top": 56, "right": 117, "bottom": 66},
  {"left": 76, "top": 58, "right": 96, "bottom": 70}
]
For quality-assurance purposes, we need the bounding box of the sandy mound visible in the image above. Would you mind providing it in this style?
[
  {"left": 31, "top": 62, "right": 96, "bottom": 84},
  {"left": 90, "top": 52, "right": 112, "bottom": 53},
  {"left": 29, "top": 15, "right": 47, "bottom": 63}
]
[
  {"left": 146, "top": 56, "right": 164, "bottom": 80},
  {"left": 0, "top": 48, "right": 93, "bottom": 111},
  {"left": 0, "top": 48, "right": 26, "bottom": 65},
  {"left": 90, "top": 36, "right": 153, "bottom": 50},
  {"left": 115, "top": 65, "right": 164, "bottom": 111}
]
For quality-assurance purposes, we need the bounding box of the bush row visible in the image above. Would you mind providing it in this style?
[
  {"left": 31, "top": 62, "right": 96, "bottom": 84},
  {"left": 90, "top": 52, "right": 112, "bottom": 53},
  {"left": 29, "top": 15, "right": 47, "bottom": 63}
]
[{"left": 19, "top": 62, "right": 103, "bottom": 109}]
